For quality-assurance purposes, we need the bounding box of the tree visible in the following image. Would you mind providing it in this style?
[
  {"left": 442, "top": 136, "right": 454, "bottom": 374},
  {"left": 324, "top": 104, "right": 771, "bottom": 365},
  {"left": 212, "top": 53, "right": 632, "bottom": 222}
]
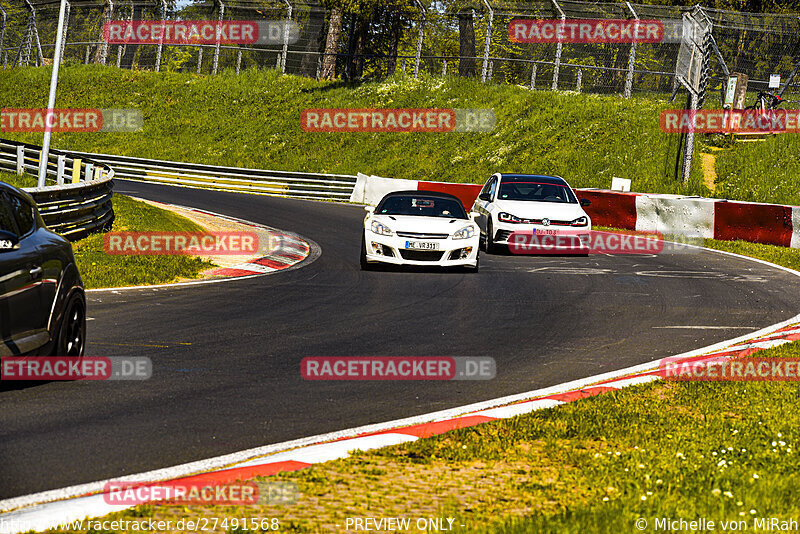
[
  {"left": 320, "top": 5, "right": 342, "bottom": 79},
  {"left": 458, "top": 9, "right": 476, "bottom": 76}
]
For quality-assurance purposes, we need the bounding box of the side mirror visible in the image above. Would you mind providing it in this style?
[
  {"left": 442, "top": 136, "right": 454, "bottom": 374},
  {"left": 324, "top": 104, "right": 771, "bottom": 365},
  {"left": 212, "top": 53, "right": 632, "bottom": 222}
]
[
  {"left": 0, "top": 230, "right": 20, "bottom": 252},
  {"left": 580, "top": 198, "right": 591, "bottom": 207},
  {"left": 478, "top": 193, "right": 491, "bottom": 202}
]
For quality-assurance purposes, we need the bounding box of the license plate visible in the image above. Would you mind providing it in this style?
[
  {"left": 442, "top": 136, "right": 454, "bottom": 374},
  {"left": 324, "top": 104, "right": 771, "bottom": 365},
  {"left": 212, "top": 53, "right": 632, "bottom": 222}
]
[{"left": 405, "top": 241, "right": 439, "bottom": 250}]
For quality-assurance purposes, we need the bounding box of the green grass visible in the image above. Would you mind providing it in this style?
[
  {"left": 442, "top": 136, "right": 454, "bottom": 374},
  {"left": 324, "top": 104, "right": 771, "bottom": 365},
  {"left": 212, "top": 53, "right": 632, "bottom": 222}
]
[
  {"left": 71, "top": 194, "right": 215, "bottom": 289},
  {"left": 0, "top": 170, "right": 36, "bottom": 188},
  {"left": 1, "top": 171, "right": 215, "bottom": 289},
  {"left": 53, "top": 339, "right": 800, "bottom": 533},
  {"left": 0, "top": 64, "right": 709, "bottom": 196}
]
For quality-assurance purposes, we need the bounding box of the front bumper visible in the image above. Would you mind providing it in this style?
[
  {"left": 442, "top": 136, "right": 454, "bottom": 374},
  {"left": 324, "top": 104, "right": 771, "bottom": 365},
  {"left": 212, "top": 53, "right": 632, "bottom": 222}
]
[
  {"left": 364, "top": 231, "right": 479, "bottom": 267},
  {"left": 492, "top": 221, "right": 591, "bottom": 245}
]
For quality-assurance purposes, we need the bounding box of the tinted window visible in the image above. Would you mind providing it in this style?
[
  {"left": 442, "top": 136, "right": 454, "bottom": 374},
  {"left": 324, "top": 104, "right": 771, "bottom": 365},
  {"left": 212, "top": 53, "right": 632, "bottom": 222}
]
[
  {"left": 377, "top": 195, "right": 468, "bottom": 219},
  {"left": 6, "top": 193, "right": 35, "bottom": 235},
  {"left": 479, "top": 177, "right": 496, "bottom": 200},
  {"left": 488, "top": 178, "right": 497, "bottom": 198},
  {"left": 0, "top": 194, "right": 18, "bottom": 234},
  {"left": 498, "top": 180, "right": 578, "bottom": 203}
]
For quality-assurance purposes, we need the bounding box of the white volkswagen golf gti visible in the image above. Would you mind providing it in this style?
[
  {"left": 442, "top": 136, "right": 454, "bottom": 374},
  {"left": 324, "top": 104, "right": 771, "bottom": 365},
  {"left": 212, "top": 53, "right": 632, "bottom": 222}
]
[
  {"left": 361, "top": 191, "right": 480, "bottom": 271},
  {"left": 472, "top": 173, "right": 592, "bottom": 253}
]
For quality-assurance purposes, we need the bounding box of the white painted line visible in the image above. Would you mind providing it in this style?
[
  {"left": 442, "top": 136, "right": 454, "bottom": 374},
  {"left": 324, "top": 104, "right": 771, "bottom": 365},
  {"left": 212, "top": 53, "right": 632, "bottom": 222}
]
[
  {"left": 470, "top": 399, "right": 564, "bottom": 419},
  {"left": 599, "top": 375, "right": 661, "bottom": 389},
  {"left": 653, "top": 326, "right": 759, "bottom": 330},
  {"left": 226, "top": 263, "right": 276, "bottom": 274},
  {"left": 229, "top": 434, "right": 419, "bottom": 469}
]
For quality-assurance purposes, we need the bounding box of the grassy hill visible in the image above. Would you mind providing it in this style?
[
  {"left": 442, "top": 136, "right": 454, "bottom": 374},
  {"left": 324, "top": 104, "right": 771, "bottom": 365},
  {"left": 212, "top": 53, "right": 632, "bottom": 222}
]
[{"left": 0, "top": 64, "right": 797, "bottom": 205}]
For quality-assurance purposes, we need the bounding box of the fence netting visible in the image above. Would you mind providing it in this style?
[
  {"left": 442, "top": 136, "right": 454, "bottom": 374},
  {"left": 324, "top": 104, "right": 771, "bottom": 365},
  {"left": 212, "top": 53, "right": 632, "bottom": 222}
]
[{"left": 2, "top": 0, "right": 800, "bottom": 103}]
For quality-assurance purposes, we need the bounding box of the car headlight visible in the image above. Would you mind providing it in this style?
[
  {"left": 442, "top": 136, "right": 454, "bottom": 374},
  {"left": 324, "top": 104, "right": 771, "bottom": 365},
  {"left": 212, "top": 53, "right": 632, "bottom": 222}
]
[
  {"left": 570, "top": 216, "right": 589, "bottom": 227},
  {"left": 370, "top": 220, "right": 393, "bottom": 236},
  {"left": 498, "top": 212, "right": 524, "bottom": 223},
  {"left": 452, "top": 225, "right": 475, "bottom": 240}
]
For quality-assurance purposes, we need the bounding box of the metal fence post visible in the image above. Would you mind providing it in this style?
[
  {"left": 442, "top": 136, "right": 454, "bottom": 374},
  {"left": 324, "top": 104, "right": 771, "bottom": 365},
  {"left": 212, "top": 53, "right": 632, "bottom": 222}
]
[
  {"left": 236, "top": 48, "right": 242, "bottom": 74},
  {"left": 551, "top": 0, "right": 565, "bottom": 90},
  {"left": 576, "top": 68, "right": 582, "bottom": 92},
  {"left": 481, "top": 0, "right": 493, "bottom": 82},
  {"left": 624, "top": 1, "right": 639, "bottom": 99},
  {"left": 16, "top": 146, "right": 25, "bottom": 175},
  {"left": 413, "top": 0, "right": 426, "bottom": 78},
  {"left": 682, "top": 91, "right": 698, "bottom": 184},
  {"left": 116, "top": 44, "right": 122, "bottom": 67},
  {"left": 57, "top": 155, "right": 66, "bottom": 185},
  {"left": 0, "top": 6, "right": 6, "bottom": 69},
  {"left": 530, "top": 63, "right": 537, "bottom": 89},
  {"left": 84, "top": 162, "right": 93, "bottom": 182},
  {"left": 487, "top": 60, "right": 493, "bottom": 81},
  {"left": 212, "top": 0, "right": 224, "bottom": 74},
  {"left": 60, "top": 1, "right": 70, "bottom": 64},
  {"left": 85, "top": 44, "right": 90, "bottom": 64},
  {"left": 99, "top": 0, "right": 113, "bottom": 65},
  {"left": 154, "top": 0, "right": 166, "bottom": 72},
  {"left": 197, "top": 47, "right": 203, "bottom": 73},
  {"left": 280, "top": 0, "right": 292, "bottom": 73},
  {"left": 442, "top": 59, "right": 447, "bottom": 76},
  {"left": 28, "top": 1, "right": 45, "bottom": 66}
]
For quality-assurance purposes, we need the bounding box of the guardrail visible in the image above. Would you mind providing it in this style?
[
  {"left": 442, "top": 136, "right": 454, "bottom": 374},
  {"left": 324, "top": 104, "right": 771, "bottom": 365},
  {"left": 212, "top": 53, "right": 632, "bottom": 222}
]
[
  {"left": 0, "top": 139, "right": 115, "bottom": 241},
  {"left": 67, "top": 150, "right": 358, "bottom": 202}
]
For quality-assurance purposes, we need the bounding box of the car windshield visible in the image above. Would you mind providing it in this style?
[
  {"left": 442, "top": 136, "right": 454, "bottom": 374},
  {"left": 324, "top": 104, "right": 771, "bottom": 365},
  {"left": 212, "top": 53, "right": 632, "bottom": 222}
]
[
  {"left": 497, "top": 179, "right": 577, "bottom": 203},
  {"left": 377, "top": 195, "right": 468, "bottom": 219}
]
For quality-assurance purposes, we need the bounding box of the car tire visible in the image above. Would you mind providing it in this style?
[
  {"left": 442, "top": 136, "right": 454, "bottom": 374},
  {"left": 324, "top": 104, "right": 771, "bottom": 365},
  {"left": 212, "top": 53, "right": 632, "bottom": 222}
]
[
  {"left": 360, "top": 234, "right": 374, "bottom": 271},
  {"left": 53, "top": 292, "right": 86, "bottom": 357},
  {"left": 485, "top": 220, "right": 498, "bottom": 255}
]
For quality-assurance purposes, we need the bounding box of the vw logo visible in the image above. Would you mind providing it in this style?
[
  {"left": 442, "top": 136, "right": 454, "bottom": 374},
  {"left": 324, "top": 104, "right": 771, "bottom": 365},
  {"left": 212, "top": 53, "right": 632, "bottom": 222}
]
[{"left": 542, "top": 218, "right": 550, "bottom": 226}]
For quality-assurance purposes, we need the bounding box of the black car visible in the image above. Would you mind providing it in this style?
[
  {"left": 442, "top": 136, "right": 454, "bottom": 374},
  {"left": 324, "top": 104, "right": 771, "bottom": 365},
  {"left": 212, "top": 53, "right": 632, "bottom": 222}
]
[{"left": 0, "top": 181, "right": 86, "bottom": 357}]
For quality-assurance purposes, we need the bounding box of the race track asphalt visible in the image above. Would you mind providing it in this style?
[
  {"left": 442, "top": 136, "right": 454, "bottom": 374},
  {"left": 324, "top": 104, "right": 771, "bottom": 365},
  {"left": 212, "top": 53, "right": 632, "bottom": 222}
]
[{"left": 2, "top": 179, "right": 799, "bottom": 499}]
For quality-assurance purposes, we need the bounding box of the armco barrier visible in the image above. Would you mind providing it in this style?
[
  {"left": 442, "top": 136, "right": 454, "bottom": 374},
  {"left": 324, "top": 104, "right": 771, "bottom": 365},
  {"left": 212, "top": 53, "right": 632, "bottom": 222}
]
[
  {"left": 68, "top": 150, "right": 357, "bottom": 202},
  {"left": 0, "top": 139, "right": 115, "bottom": 241},
  {"left": 354, "top": 174, "right": 800, "bottom": 249}
]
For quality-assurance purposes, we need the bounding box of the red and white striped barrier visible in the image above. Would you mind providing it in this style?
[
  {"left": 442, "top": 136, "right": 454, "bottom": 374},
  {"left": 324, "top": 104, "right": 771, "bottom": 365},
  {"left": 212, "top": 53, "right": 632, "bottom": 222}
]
[{"left": 351, "top": 174, "right": 800, "bottom": 249}]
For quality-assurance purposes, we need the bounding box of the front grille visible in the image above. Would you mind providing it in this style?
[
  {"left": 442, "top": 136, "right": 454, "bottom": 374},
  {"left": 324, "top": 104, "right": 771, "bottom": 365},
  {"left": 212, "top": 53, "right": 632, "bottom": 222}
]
[
  {"left": 399, "top": 250, "right": 445, "bottom": 261},
  {"left": 396, "top": 231, "right": 449, "bottom": 239},
  {"left": 495, "top": 230, "right": 512, "bottom": 242},
  {"left": 504, "top": 217, "right": 573, "bottom": 226}
]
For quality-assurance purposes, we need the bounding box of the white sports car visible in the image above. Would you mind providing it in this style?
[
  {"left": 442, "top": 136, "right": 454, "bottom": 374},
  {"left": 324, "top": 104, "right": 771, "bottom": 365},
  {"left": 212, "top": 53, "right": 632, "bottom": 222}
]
[
  {"left": 471, "top": 173, "right": 592, "bottom": 253},
  {"left": 361, "top": 191, "right": 480, "bottom": 271}
]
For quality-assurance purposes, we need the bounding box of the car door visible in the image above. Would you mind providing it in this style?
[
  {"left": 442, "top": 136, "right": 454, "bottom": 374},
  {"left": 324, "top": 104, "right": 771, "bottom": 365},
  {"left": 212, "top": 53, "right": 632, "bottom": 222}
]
[
  {"left": 472, "top": 176, "right": 497, "bottom": 235},
  {"left": 0, "top": 191, "right": 47, "bottom": 355}
]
